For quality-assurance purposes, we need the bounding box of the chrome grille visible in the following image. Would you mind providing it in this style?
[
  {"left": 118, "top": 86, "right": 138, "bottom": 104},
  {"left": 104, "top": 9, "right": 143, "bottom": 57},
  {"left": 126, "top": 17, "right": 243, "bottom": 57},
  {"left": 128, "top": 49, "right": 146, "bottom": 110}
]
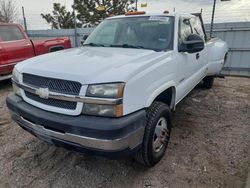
[
  {"left": 23, "top": 73, "right": 82, "bottom": 95},
  {"left": 25, "top": 91, "right": 77, "bottom": 110}
]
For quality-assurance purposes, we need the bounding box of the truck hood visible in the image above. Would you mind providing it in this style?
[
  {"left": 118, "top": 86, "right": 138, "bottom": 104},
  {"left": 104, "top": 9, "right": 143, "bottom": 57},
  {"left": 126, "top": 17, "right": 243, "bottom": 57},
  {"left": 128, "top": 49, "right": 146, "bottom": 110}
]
[{"left": 17, "top": 47, "right": 172, "bottom": 84}]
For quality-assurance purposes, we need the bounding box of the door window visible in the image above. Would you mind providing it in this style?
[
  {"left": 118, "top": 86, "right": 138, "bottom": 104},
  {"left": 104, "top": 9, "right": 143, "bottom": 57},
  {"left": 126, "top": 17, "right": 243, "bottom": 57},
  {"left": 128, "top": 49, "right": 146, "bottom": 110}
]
[
  {"left": 179, "top": 18, "right": 193, "bottom": 45},
  {"left": 0, "top": 26, "right": 25, "bottom": 42},
  {"left": 190, "top": 17, "right": 205, "bottom": 40}
]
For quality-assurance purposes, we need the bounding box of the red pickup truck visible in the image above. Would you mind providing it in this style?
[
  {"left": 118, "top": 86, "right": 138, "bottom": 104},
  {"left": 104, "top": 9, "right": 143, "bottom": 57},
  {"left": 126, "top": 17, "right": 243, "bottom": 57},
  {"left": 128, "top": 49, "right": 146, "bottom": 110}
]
[{"left": 0, "top": 23, "right": 72, "bottom": 81}]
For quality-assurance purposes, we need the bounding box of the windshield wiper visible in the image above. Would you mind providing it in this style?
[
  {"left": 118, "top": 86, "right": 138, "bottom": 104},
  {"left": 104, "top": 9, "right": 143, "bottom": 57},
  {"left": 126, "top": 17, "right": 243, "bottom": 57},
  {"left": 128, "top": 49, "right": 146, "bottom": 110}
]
[
  {"left": 84, "top": 43, "right": 160, "bottom": 51},
  {"left": 82, "top": 43, "right": 105, "bottom": 47},
  {"left": 110, "top": 44, "right": 145, "bottom": 49}
]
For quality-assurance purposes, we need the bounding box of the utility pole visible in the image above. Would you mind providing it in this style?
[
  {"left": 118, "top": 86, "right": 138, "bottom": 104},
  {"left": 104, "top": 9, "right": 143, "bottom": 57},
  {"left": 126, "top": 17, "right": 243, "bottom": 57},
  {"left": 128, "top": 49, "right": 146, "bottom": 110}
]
[
  {"left": 210, "top": 0, "right": 216, "bottom": 38},
  {"left": 135, "top": 0, "right": 138, "bottom": 11},
  {"left": 22, "top": 6, "right": 27, "bottom": 31}
]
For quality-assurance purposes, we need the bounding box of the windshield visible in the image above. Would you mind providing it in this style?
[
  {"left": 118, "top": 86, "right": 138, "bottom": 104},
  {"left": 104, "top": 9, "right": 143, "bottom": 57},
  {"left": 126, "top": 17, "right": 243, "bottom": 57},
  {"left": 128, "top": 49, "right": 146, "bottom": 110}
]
[{"left": 84, "top": 16, "right": 175, "bottom": 51}]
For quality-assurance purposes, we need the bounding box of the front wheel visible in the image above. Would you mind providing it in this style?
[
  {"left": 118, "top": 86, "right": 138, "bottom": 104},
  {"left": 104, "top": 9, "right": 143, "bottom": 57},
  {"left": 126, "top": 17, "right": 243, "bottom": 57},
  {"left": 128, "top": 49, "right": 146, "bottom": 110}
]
[{"left": 135, "top": 102, "right": 172, "bottom": 167}]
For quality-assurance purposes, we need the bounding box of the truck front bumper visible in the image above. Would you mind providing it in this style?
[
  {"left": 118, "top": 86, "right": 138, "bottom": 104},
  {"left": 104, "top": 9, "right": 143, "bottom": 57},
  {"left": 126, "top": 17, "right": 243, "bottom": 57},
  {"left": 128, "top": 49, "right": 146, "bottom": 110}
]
[{"left": 6, "top": 93, "right": 146, "bottom": 158}]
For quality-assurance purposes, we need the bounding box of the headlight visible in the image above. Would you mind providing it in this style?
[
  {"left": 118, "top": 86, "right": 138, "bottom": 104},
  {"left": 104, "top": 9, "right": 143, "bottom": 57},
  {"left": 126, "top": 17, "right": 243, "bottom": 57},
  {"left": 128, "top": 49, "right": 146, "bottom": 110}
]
[
  {"left": 82, "top": 104, "right": 123, "bottom": 117},
  {"left": 83, "top": 83, "right": 125, "bottom": 117},
  {"left": 12, "top": 68, "right": 21, "bottom": 96},
  {"left": 86, "top": 83, "right": 125, "bottom": 98}
]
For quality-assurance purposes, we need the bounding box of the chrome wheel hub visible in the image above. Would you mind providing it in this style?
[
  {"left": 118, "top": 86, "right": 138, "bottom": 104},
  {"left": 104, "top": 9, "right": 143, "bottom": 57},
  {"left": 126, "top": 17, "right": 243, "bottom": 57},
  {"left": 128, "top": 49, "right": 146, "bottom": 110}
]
[{"left": 153, "top": 117, "right": 169, "bottom": 153}]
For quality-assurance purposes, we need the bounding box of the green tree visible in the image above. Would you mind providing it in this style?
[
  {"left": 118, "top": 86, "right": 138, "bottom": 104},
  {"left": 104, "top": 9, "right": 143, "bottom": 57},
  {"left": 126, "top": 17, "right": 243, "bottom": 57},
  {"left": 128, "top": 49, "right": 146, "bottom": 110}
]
[
  {"left": 42, "top": 0, "right": 135, "bottom": 29},
  {"left": 73, "top": 0, "right": 135, "bottom": 27},
  {"left": 41, "top": 3, "right": 76, "bottom": 29}
]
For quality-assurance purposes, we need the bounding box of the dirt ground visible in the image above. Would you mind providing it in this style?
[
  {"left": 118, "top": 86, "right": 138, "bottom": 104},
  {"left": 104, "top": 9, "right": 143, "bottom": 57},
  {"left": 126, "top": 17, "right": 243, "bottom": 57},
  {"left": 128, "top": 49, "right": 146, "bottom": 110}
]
[{"left": 0, "top": 77, "right": 249, "bottom": 188}]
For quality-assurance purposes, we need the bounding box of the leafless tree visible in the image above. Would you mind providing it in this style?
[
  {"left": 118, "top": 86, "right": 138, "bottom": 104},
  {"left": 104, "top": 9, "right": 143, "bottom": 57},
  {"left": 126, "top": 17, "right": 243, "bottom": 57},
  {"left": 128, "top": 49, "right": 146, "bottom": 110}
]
[{"left": 0, "top": 0, "right": 18, "bottom": 23}]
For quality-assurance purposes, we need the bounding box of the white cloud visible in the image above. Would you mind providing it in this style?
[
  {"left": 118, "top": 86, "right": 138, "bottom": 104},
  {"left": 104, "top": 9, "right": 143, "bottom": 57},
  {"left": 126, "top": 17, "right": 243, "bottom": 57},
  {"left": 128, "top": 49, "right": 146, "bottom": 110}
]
[
  {"left": 138, "top": 0, "right": 250, "bottom": 23},
  {"left": 16, "top": 0, "right": 73, "bottom": 30},
  {"left": 16, "top": 0, "right": 250, "bottom": 30}
]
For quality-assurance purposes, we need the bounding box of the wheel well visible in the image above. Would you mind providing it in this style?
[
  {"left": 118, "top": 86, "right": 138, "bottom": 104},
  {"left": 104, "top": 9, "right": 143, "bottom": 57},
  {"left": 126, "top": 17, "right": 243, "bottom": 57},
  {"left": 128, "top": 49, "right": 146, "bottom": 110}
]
[{"left": 154, "top": 87, "right": 175, "bottom": 109}]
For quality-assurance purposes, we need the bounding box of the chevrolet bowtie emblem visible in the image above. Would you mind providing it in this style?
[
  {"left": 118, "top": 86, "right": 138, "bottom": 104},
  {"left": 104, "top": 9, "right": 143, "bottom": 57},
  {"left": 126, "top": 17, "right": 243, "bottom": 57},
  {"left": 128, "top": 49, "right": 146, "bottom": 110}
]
[{"left": 35, "top": 88, "right": 50, "bottom": 99}]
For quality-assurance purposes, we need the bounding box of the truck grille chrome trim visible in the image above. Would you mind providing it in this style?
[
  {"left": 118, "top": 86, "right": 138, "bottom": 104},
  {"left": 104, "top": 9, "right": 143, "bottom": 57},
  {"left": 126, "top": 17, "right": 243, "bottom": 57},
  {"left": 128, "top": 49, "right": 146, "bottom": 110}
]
[
  {"left": 12, "top": 79, "right": 123, "bottom": 105},
  {"left": 25, "top": 91, "right": 77, "bottom": 110},
  {"left": 23, "top": 73, "right": 82, "bottom": 96},
  {"left": 11, "top": 112, "right": 144, "bottom": 151}
]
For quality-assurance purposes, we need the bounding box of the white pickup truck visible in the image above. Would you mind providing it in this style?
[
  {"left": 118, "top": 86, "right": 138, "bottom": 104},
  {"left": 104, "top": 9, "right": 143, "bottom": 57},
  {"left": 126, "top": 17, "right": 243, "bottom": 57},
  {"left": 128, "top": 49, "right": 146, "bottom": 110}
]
[{"left": 7, "top": 12, "right": 228, "bottom": 166}]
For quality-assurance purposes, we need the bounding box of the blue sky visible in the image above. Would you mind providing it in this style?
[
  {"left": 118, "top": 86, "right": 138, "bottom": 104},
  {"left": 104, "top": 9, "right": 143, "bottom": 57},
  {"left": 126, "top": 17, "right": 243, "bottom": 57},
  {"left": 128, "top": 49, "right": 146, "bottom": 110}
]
[{"left": 16, "top": 0, "right": 250, "bottom": 30}]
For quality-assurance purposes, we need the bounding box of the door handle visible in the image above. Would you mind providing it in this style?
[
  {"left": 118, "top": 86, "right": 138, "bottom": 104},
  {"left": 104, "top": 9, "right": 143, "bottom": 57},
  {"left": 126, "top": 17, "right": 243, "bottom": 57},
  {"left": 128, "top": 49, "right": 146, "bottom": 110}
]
[
  {"left": 196, "top": 53, "right": 200, "bottom": 60},
  {"left": 25, "top": 43, "right": 31, "bottom": 47}
]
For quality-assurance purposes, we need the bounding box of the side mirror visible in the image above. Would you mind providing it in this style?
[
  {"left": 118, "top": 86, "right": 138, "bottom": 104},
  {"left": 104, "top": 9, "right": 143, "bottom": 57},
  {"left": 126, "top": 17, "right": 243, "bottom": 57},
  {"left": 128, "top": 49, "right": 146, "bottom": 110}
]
[
  {"left": 179, "top": 34, "right": 204, "bottom": 53},
  {"left": 81, "top": 35, "right": 89, "bottom": 45}
]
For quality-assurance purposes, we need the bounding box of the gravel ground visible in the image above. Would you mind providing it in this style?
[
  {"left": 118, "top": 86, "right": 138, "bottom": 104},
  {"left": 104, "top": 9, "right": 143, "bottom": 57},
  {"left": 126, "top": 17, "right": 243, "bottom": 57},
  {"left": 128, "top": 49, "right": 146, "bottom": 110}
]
[{"left": 0, "top": 77, "right": 249, "bottom": 188}]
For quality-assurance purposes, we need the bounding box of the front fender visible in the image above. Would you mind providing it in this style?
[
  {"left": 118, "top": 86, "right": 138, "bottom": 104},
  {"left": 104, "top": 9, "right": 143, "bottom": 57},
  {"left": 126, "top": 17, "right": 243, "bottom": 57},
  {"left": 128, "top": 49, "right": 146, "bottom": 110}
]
[{"left": 146, "top": 81, "right": 176, "bottom": 108}]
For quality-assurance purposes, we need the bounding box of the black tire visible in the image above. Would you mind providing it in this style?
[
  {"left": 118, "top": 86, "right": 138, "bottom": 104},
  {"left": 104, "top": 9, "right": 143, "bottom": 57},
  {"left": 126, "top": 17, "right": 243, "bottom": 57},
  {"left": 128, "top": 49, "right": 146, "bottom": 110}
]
[
  {"left": 202, "top": 76, "right": 214, "bottom": 89},
  {"left": 135, "top": 101, "right": 172, "bottom": 167}
]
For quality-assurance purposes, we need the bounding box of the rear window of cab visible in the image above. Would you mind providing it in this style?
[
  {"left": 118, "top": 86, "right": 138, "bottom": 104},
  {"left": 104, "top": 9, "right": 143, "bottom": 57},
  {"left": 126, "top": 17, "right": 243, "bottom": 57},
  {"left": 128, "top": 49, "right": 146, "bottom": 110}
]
[{"left": 0, "top": 25, "right": 24, "bottom": 42}]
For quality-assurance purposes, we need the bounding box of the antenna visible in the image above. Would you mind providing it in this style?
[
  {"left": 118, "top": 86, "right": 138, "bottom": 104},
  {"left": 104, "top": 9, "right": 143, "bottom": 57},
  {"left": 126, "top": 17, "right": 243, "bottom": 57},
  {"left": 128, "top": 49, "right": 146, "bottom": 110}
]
[
  {"left": 22, "top": 6, "right": 27, "bottom": 31},
  {"left": 210, "top": 0, "right": 216, "bottom": 38}
]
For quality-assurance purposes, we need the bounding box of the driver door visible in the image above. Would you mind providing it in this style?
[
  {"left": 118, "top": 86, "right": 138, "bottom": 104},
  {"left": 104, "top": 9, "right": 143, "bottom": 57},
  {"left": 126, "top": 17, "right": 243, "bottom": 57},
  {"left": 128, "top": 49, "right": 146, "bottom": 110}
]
[
  {"left": 176, "top": 17, "right": 201, "bottom": 102},
  {"left": 0, "top": 25, "right": 34, "bottom": 75},
  {"left": 190, "top": 16, "right": 208, "bottom": 70}
]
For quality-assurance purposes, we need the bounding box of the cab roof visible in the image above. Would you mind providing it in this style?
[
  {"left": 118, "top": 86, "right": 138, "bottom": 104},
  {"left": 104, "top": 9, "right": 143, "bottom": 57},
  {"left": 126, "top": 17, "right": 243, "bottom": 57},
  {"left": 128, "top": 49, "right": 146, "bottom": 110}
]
[
  {"left": 106, "top": 12, "right": 196, "bottom": 20},
  {"left": 0, "top": 22, "right": 22, "bottom": 26}
]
